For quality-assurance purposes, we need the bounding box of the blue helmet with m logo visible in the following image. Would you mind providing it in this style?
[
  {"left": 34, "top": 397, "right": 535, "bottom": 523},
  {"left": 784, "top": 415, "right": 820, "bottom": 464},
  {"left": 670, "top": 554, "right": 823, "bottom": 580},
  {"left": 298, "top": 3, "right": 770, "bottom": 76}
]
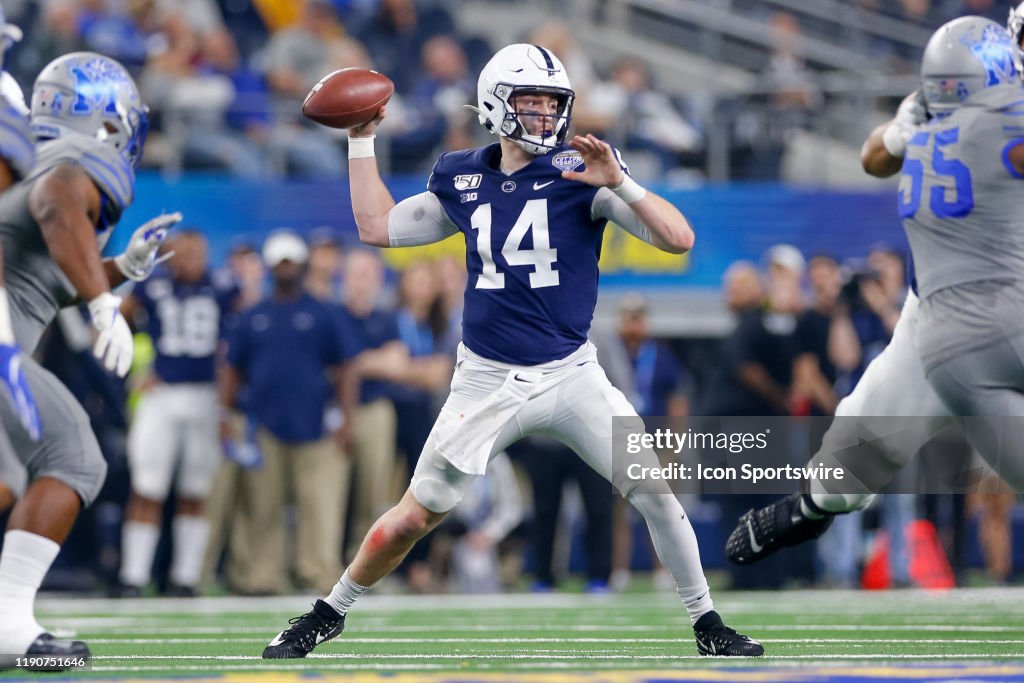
[{"left": 30, "top": 52, "right": 149, "bottom": 168}]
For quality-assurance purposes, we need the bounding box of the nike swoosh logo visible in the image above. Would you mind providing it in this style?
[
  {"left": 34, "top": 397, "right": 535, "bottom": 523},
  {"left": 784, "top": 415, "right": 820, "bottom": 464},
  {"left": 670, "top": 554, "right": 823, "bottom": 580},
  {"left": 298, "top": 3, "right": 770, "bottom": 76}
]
[
  {"left": 533, "top": 180, "right": 555, "bottom": 190},
  {"left": 268, "top": 633, "right": 286, "bottom": 647},
  {"left": 746, "top": 518, "right": 763, "bottom": 554},
  {"left": 514, "top": 374, "right": 534, "bottom": 383}
]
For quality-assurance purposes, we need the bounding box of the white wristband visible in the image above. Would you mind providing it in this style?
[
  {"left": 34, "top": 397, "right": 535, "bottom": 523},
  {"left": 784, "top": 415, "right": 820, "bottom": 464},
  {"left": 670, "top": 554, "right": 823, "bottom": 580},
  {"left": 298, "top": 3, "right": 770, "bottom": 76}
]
[
  {"left": 610, "top": 174, "right": 647, "bottom": 204},
  {"left": 348, "top": 135, "right": 376, "bottom": 160},
  {"left": 881, "top": 124, "right": 907, "bottom": 158},
  {"left": 0, "top": 288, "right": 13, "bottom": 346}
]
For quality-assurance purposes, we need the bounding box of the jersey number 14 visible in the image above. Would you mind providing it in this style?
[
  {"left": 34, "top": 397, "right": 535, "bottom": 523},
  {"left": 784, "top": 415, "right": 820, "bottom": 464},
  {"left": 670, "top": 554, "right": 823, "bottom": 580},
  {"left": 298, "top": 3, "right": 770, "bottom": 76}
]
[{"left": 471, "top": 199, "right": 560, "bottom": 290}]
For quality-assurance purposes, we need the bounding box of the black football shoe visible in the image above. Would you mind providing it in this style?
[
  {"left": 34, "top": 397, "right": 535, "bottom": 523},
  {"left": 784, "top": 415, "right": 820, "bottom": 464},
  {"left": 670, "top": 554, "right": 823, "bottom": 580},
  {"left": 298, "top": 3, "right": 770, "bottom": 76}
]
[
  {"left": 726, "top": 492, "right": 834, "bottom": 565},
  {"left": 262, "top": 599, "right": 345, "bottom": 659},
  {"left": 693, "top": 611, "right": 764, "bottom": 657},
  {"left": 0, "top": 633, "right": 90, "bottom": 671}
]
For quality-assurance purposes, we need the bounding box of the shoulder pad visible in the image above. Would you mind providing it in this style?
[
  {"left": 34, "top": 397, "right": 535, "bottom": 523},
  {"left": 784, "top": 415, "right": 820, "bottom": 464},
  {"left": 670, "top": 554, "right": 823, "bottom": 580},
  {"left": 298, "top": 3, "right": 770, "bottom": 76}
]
[{"left": 34, "top": 135, "right": 135, "bottom": 213}]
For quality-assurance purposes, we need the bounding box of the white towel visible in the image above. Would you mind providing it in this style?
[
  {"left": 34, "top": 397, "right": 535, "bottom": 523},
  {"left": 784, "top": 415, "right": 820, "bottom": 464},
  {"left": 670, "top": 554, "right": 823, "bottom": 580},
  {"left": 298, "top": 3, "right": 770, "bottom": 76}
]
[{"left": 436, "top": 369, "right": 541, "bottom": 475}]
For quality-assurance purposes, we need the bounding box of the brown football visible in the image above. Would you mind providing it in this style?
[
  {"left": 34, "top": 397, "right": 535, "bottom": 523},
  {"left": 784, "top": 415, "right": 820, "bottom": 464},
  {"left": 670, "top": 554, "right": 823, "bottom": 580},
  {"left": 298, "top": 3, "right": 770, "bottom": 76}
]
[{"left": 302, "top": 68, "right": 395, "bottom": 129}]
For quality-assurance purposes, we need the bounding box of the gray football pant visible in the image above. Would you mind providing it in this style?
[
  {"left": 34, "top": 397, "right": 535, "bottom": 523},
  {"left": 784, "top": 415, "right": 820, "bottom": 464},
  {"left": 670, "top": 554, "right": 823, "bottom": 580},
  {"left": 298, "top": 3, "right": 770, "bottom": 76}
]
[
  {"left": 0, "top": 354, "right": 107, "bottom": 506},
  {"left": 0, "top": 429, "right": 27, "bottom": 497},
  {"left": 926, "top": 332, "right": 1024, "bottom": 493}
]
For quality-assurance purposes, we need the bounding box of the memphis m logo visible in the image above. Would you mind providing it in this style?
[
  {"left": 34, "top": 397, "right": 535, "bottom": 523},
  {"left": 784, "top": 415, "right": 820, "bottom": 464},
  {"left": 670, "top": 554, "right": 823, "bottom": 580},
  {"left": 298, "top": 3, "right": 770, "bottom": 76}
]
[
  {"left": 69, "top": 59, "right": 128, "bottom": 117},
  {"left": 963, "top": 25, "right": 1017, "bottom": 86}
]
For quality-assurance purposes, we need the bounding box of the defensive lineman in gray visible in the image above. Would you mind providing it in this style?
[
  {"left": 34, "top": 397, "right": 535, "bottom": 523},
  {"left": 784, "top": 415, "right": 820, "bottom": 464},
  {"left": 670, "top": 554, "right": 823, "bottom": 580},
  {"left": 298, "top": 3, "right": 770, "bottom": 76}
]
[
  {"left": 0, "top": 52, "right": 179, "bottom": 666},
  {"left": 725, "top": 15, "right": 1024, "bottom": 569},
  {"left": 904, "top": 17, "right": 1024, "bottom": 491}
]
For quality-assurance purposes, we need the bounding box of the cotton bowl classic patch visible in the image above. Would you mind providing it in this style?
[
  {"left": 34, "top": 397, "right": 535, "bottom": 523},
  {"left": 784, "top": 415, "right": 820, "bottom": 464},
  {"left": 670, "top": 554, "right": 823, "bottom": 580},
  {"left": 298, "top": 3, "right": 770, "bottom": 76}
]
[{"left": 551, "top": 150, "right": 583, "bottom": 171}]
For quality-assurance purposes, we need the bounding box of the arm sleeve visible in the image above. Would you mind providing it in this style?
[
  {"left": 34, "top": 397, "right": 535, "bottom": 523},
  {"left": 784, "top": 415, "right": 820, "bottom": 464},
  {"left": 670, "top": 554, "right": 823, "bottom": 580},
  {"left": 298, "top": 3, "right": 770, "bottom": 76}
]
[
  {"left": 591, "top": 187, "right": 657, "bottom": 246},
  {"left": 387, "top": 191, "right": 459, "bottom": 247}
]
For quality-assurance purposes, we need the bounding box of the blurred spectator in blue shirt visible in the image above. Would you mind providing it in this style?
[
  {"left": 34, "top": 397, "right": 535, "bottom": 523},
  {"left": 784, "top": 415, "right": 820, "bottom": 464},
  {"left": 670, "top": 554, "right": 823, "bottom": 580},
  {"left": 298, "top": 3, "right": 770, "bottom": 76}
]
[
  {"left": 219, "top": 231, "right": 355, "bottom": 594},
  {"left": 337, "top": 249, "right": 405, "bottom": 560},
  {"left": 351, "top": 0, "right": 454, "bottom": 94}
]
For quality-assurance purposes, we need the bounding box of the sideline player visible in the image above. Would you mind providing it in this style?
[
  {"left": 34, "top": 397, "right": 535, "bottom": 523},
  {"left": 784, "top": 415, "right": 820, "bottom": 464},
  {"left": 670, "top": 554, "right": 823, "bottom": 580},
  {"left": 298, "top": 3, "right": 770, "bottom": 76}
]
[
  {"left": 116, "top": 230, "right": 237, "bottom": 597},
  {"left": 0, "top": 52, "right": 179, "bottom": 665},
  {"left": 264, "top": 44, "right": 763, "bottom": 658},
  {"left": 726, "top": 16, "right": 1024, "bottom": 564}
]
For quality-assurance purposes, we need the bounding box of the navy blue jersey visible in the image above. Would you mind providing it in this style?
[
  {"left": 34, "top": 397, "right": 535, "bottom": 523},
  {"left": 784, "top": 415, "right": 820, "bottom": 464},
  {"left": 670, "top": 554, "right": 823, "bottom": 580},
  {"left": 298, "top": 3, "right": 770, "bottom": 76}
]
[
  {"left": 134, "top": 269, "right": 239, "bottom": 383},
  {"left": 428, "top": 143, "right": 607, "bottom": 365},
  {"left": 227, "top": 292, "right": 353, "bottom": 443}
]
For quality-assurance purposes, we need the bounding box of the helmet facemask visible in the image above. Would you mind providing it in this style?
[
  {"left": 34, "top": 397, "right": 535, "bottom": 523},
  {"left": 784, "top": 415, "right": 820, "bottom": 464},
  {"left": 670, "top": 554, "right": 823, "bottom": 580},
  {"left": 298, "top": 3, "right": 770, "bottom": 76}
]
[{"left": 494, "top": 84, "right": 574, "bottom": 155}]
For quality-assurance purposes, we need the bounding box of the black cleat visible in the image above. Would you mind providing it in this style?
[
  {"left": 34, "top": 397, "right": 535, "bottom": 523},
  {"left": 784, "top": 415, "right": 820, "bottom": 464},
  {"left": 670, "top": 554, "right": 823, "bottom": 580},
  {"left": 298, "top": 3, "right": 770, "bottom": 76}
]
[
  {"left": 108, "top": 580, "right": 143, "bottom": 598},
  {"left": 693, "top": 611, "right": 764, "bottom": 657},
  {"left": 0, "top": 633, "right": 91, "bottom": 671},
  {"left": 725, "top": 492, "right": 833, "bottom": 565},
  {"left": 165, "top": 583, "right": 199, "bottom": 598},
  {"left": 262, "top": 599, "right": 345, "bottom": 659}
]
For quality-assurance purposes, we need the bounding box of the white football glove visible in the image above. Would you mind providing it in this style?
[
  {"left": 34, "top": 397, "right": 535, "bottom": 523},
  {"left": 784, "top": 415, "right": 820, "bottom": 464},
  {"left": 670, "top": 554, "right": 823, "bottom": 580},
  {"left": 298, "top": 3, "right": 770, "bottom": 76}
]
[
  {"left": 88, "top": 292, "right": 134, "bottom": 377},
  {"left": 114, "top": 212, "right": 183, "bottom": 282},
  {"left": 882, "top": 91, "right": 928, "bottom": 158}
]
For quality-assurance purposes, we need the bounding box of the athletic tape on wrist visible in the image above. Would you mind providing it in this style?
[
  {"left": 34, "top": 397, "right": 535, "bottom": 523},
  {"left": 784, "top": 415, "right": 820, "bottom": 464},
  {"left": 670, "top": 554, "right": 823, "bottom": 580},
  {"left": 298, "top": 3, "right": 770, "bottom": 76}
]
[
  {"left": 348, "top": 135, "right": 376, "bottom": 159},
  {"left": 610, "top": 174, "right": 647, "bottom": 204}
]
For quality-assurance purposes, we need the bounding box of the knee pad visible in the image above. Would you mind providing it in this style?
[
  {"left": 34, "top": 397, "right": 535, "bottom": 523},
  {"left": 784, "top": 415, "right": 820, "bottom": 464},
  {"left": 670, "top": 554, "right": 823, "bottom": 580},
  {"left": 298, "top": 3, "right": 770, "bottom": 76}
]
[{"left": 411, "top": 455, "right": 468, "bottom": 513}]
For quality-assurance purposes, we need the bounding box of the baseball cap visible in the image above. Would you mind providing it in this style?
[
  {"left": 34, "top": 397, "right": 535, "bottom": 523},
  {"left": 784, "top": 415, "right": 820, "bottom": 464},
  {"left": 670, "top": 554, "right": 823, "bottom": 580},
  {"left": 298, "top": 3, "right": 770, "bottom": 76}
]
[
  {"left": 262, "top": 230, "right": 308, "bottom": 267},
  {"left": 765, "top": 244, "right": 806, "bottom": 275},
  {"left": 618, "top": 292, "right": 648, "bottom": 315}
]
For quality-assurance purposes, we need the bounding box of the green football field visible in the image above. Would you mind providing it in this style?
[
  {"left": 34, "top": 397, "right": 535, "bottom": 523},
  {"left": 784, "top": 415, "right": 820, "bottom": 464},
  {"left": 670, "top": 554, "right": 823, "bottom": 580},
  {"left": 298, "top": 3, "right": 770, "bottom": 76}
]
[{"left": 3, "top": 588, "right": 1023, "bottom": 682}]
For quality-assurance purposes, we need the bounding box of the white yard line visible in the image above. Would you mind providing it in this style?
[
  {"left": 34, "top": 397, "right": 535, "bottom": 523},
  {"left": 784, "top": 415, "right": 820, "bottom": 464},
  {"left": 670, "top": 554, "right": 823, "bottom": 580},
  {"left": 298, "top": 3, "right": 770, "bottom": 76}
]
[
  {"left": 36, "top": 588, "right": 1024, "bottom": 616},
  {"left": 85, "top": 637, "right": 1024, "bottom": 645},
  {"left": 92, "top": 653, "right": 1024, "bottom": 661}
]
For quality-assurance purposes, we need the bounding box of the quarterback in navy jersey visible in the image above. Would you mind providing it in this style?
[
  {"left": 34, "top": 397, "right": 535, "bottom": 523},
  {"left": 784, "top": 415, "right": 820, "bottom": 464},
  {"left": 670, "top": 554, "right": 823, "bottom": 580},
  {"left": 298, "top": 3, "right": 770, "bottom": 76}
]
[
  {"left": 116, "top": 230, "right": 239, "bottom": 597},
  {"left": 265, "top": 44, "right": 762, "bottom": 658}
]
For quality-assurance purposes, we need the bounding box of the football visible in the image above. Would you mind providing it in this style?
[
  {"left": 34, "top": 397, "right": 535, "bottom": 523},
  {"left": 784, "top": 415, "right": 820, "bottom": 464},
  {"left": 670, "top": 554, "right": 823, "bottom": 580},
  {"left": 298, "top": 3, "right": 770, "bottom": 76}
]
[{"left": 302, "top": 68, "right": 395, "bottom": 129}]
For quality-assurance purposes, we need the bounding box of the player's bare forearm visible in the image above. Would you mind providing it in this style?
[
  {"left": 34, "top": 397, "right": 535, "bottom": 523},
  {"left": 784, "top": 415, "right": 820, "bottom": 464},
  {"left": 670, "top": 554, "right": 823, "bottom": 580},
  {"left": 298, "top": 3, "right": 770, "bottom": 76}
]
[
  {"left": 861, "top": 123, "right": 904, "bottom": 178},
  {"left": 30, "top": 167, "right": 110, "bottom": 302},
  {"left": 102, "top": 258, "right": 130, "bottom": 289},
  {"left": 632, "top": 192, "right": 694, "bottom": 254},
  {"left": 349, "top": 157, "right": 396, "bottom": 247}
]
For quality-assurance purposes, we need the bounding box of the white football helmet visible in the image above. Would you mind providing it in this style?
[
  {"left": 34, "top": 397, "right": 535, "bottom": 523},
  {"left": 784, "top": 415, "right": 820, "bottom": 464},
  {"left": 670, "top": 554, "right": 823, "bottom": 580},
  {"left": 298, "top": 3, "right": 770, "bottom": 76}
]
[
  {"left": 468, "top": 43, "right": 574, "bottom": 156},
  {"left": 30, "top": 52, "right": 149, "bottom": 168}
]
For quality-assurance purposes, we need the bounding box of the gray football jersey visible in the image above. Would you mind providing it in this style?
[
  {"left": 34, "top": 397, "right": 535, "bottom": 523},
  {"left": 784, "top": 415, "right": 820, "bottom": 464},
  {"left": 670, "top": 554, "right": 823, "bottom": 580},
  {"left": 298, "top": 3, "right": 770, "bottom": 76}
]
[
  {"left": 0, "top": 103, "right": 35, "bottom": 180},
  {"left": 0, "top": 135, "right": 134, "bottom": 351},
  {"left": 901, "top": 84, "right": 1024, "bottom": 298}
]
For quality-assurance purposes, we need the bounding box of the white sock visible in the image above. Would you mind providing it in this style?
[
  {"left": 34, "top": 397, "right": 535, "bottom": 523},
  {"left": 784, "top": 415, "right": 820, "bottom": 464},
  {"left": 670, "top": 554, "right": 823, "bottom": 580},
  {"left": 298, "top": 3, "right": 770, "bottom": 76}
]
[
  {"left": 0, "top": 530, "right": 60, "bottom": 653},
  {"left": 170, "top": 515, "right": 210, "bottom": 588},
  {"left": 627, "top": 493, "right": 714, "bottom": 625},
  {"left": 325, "top": 569, "right": 367, "bottom": 616},
  {"left": 119, "top": 521, "right": 160, "bottom": 588}
]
